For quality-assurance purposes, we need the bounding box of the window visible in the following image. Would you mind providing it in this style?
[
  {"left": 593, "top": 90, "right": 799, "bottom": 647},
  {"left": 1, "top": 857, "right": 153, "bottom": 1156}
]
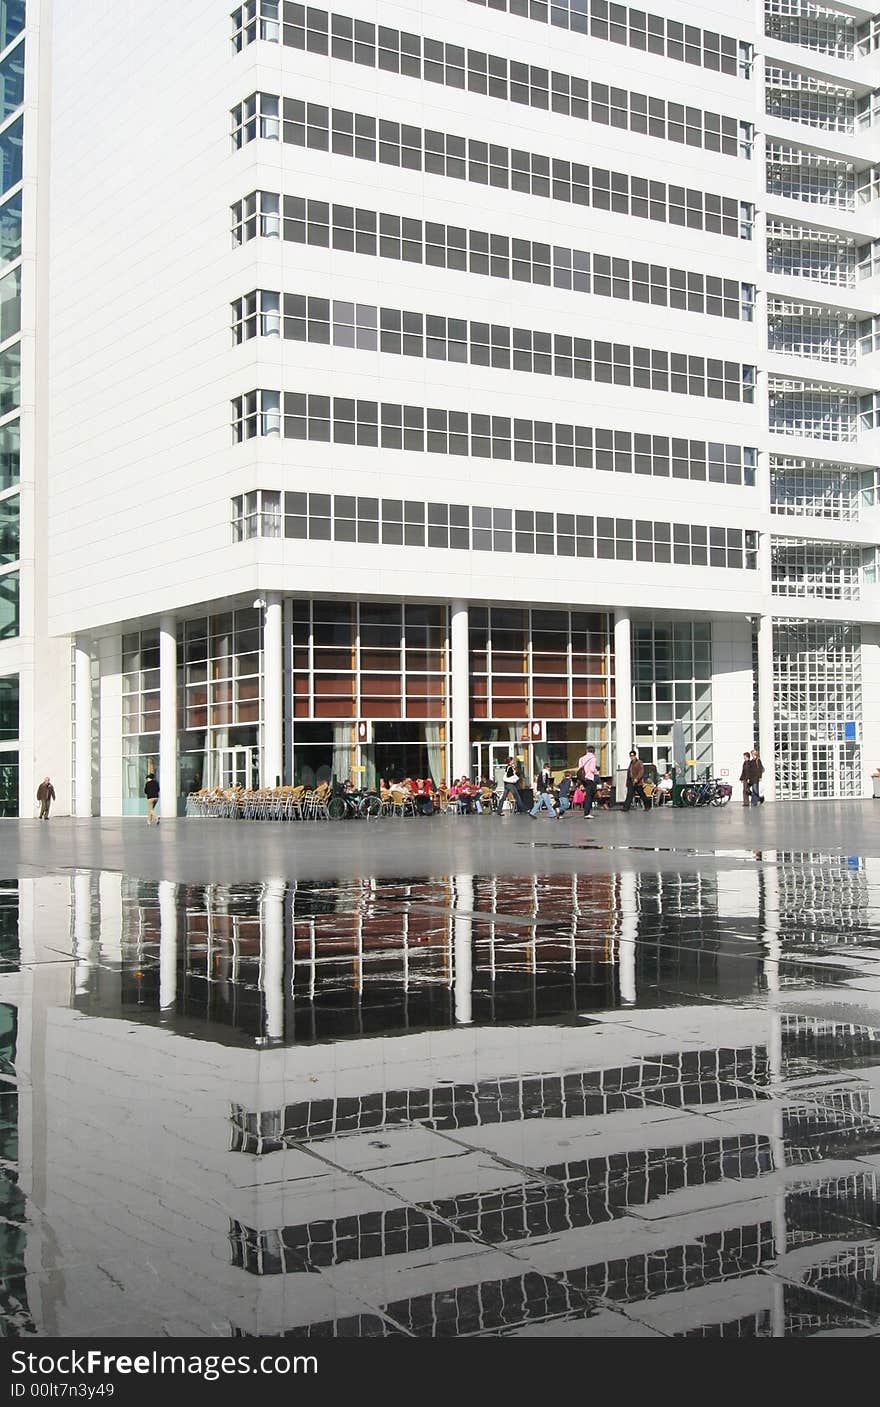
[
  {"left": 0, "top": 116, "right": 22, "bottom": 195},
  {"left": 234, "top": 489, "right": 757, "bottom": 572},
  {"left": 771, "top": 457, "right": 876, "bottom": 519},
  {"left": 232, "top": 390, "right": 281, "bottom": 441},
  {"left": 231, "top": 0, "right": 279, "bottom": 50},
  {"left": 769, "top": 380, "right": 858, "bottom": 441},
  {"left": 239, "top": 95, "right": 749, "bottom": 240},
  {"left": 0, "top": 492, "right": 17, "bottom": 564},
  {"left": 765, "top": 66, "right": 855, "bottom": 133},
  {"left": 767, "top": 297, "right": 856, "bottom": 364},
  {"left": 0, "top": 339, "right": 18, "bottom": 414},
  {"left": 251, "top": 291, "right": 757, "bottom": 401},
  {"left": 766, "top": 0, "right": 856, "bottom": 60},
  {"left": 0, "top": 3, "right": 24, "bottom": 53},
  {"left": 0, "top": 566, "right": 17, "bottom": 638},
  {"left": 232, "top": 290, "right": 280, "bottom": 343},
  {"left": 772, "top": 537, "right": 862, "bottom": 599},
  {"left": 231, "top": 93, "right": 279, "bottom": 148},
  {"left": 767, "top": 221, "right": 856, "bottom": 287},
  {"left": 774, "top": 621, "right": 862, "bottom": 801},
  {"left": 237, "top": 5, "right": 749, "bottom": 157},
  {"left": 0, "top": 40, "right": 24, "bottom": 122},
  {"left": 231, "top": 190, "right": 280, "bottom": 245},
  {"left": 766, "top": 143, "right": 855, "bottom": 208},
  {"left": 466, "top": 1, "right": 747, "bottom": 76},
  {"left": 0, "top": 263, "right": 19, "bottom": 342},
  {"left": 240, "top": 389, "right": 758, "bottom": 486},
  {"left": 0, "top": 671, "right": 16, "bottom": 740},
  {"left": 0, "top": 416, "right": 17, "bottom": 489}
]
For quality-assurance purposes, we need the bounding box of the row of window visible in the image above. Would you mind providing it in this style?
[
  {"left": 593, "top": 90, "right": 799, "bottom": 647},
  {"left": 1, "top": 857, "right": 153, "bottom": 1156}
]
[
  {"left": 234, "top": 291, "right": 756, "bottom": 402},
  {"left": 765, "top": 222, "right": 862, "bottom": 288},
  {"left": 466, "top": 0, "right": 751, "bottom": 76},
  {"left": 233, "top": 389, "right": 757, "bottom": 487},
  {"left": 765, "top": 145, "right": 873, "bottom": 211},
  {"left": 233, "top": 193, "right": 754, "bottom": 323},
  {"left": 764, "top": 66, "right": 868, "bottom": 135},
  {"left": 771, "top": 538, "right": 865, "bottom": 602},
  {"left": 231, "top": 95, "right": 753, "bottom": 241},
  {"left": 770, "top": 458, "right": 877, "bottom": 521},
  {"left": 232, "top": 490, "right": 758, "bottom": 570},
  {"left": 764, "top": 0, "right": 867, "bottom": 61},
  {"left": 233, "top": 3, "right": 751, "bottom": 158}
]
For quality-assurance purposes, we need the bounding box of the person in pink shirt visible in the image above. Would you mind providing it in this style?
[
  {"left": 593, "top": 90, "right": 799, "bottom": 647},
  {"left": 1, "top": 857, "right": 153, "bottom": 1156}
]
[{"left": 576, "top": 744, "right": 598, "bottom": 819}]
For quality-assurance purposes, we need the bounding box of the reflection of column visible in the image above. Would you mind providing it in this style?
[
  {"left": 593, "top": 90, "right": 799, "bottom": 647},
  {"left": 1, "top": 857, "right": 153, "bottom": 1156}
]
[
  {"left": 614, "top": 610, "right": 632, "bottom": 770},
  {"left": 453, "top": 874, "right": 473, "bottom": 1024},
  {"left": 73, "top": 872, "right": 92, "bottom": 995},
  {"left": 159, "top": 615, "right": 177, "bottom": 816},
  {"left": 757, "top": 613, "right": 776, "bottom": 802},
  {"left": 98, "top": 871, "right": 123, "bottom": 964},
  {"left": 263, "top": 594, "right": 283, "bottom": 788},
  {"left": 617, "top": 870, "right": 637, "bottom": 1005},
  {"left": 263, "top": 879, "right": 285, "bottom": 1040},
  {"left": 761, "top": 854, "right": 780, "bottom": 995},
  {"left": 158, "top": 880, "right": 178, "bottom": 1013},
  {"left": 451, "top": 600, "right": 470, "bottom": 780},
  {"left": 74, "top": 641, "right": 92, "bottom": 818}
]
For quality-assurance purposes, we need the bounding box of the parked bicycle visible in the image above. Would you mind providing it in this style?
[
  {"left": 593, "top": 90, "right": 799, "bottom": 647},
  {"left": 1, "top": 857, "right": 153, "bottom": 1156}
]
[{"left": 679, "top": 777, "right": 732, "bottom": 807}]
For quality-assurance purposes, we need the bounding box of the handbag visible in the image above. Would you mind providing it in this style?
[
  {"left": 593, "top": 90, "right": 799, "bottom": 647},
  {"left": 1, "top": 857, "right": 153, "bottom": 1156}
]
[{"left": 572, "top": 786, "right": 586, "bottom": 805}]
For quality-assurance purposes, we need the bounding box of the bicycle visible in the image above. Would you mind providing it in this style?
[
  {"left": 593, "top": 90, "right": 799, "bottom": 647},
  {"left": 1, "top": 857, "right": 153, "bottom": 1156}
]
[{"left": 680, "top": 778, "right": 731, "bottom": 807}]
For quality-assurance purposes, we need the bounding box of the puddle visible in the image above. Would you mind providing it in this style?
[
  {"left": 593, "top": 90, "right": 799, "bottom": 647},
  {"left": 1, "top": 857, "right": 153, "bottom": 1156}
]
[{"left": 2, "top": 849, "right": 880, "bottom": 1337}]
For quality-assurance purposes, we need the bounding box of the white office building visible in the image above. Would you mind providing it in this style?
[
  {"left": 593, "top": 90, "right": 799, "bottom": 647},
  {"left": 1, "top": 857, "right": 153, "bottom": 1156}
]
[{"left": 3, "top": 0, "right": 880, "bottom": 814}]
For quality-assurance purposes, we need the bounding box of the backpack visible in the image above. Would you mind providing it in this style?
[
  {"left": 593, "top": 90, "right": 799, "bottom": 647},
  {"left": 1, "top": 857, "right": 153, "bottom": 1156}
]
[{"left": 576, "top": 765, "right": 587, "bottom": 785}]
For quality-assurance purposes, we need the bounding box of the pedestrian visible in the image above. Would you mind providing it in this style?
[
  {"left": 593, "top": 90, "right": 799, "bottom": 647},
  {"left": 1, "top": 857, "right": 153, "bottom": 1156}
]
[
  {"left": 622, "top": 750, "right": 650, "bottom": 814},
  {"left": 529, "top": 763, "right": 560, "bottom": 820},
  {"left": 36, "top": 776, "right": 55, "bottom": 820},
  {"left": 748, "top": 749, "right": 765, "bottom": 806},
  {"left": 144, "top": 770, "right": 160, "bottom": 825},
  {"left": 739, "top": 751, "right": 752, "bottom": 806},
  {"left": 576, "top": 743, "right": 599, "bottom": 820},
  {"left": 557, "top": 771, "right": 574, "bottom": 815},
  {"left": 497, "top": 757, "right": 525, "bottom": 816}
]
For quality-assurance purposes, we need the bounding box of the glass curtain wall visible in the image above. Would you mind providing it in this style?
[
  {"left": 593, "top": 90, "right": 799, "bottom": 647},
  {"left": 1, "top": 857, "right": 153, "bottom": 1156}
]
[
  {"left": 632, "top": 622, "right": 713, "bottom": 777},
  {"left": 177, "top": 609, "right": 262, "bottom": 795},
  {"left": 469, "top": 607, "right": 614, "bottom": 778},
  {"left": 774, "top": 621, "right": 862, "bottom": 798},
  {"left": 0, "top": 669, "right": 16, "bottom": 814},
  {"left": 291, "top": 600, "right": 448, "bottom": 787}
]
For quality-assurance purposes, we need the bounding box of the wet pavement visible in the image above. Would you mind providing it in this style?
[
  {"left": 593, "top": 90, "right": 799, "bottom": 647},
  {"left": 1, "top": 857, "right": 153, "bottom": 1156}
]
[{"left": 1, "top": 813, "right": 879, "bottom": 1337}]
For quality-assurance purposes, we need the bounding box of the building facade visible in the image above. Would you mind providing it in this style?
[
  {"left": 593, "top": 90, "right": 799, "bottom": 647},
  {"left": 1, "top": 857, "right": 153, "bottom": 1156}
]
[{"left": 16, "top": 0, "right": 880, "bottom": 814}]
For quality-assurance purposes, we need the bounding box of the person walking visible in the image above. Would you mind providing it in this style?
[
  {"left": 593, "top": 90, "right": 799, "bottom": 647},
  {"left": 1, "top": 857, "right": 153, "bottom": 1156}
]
[
  {"left": 557, "top": 771, "right": 574, "bottom": 815},
  {"left": 622, "top": 750, "right": 650, "bottom": 814},
  {"left": 497, "top": 757, "right": 525, "bottom": 816},
  {"left": 739, "top": 751, "right": 752, "bottom": 806},
  {"left": 576, "top": 744, "right": 598, "bottom": 820},
  {"left": 529, "top": 764, "right": 560, "bottom": 820},
  {"left": 144, "top": 770, "right": 160, "bottom": 825},
  {"left": 748, "top": 749, "right": 765, "bottom": 806},
  {"left": 36, "top": 776, "right": 55, "bottom": 820}
]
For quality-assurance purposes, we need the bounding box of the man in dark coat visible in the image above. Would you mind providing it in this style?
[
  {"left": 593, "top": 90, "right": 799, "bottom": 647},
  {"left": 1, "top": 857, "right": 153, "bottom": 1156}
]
[
  {"left": 144, "top": 771, "right": 160, "bottom": 825},
  {"left": 36, "top": 777, "right": 55, "bottom": 820},
  {"left": 748, "top": 750, "right": 765, "bottom": 805},
  {"left": 739, "top": 751, "right": 752, "bottom": 806},
  {"left": 622, "top": 751, "right": 650, "bottom": 814}
]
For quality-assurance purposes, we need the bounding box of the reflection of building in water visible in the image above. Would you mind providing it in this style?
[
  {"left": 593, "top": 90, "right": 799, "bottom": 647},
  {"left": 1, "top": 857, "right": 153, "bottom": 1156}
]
[
  {"left": 70, "top": 869, "right": 775, "bottom": 1041},
  {"left": 2, "top": 864, "right": 879, "bottom": 1337}
]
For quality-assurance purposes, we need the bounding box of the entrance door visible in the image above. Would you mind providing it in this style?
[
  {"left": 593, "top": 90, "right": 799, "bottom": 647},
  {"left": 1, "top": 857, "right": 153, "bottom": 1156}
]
[
  {"left": 219, "top": 747, "right": 254, "bottom": 788},
  {"left": 472, "top": 742, "right": 523, "bottom": 788}
]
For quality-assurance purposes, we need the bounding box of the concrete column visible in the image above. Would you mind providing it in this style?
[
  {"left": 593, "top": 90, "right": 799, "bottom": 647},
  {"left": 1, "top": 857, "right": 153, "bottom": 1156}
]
[
  {"left": 159, "top": 615, "right": 177, "bottom": 816},
  {"left": 757, "top": 613, "right": 776, "bottom": 801},
  {"left": 73, "top": 640, "right": 92, "bottom": 817},
  {"left": 613, "top": 610, "right": 632, "bottom": 770},
  {"left": 450, "top": 599, "right": 470, "bottom": 781},
  {"left": 262, "top": 879, "right": 285, "bottom": 1041},
  {"left": 263, "top": 593, "right": 283, "bottom": 788},
  {"left": 158, "top": 880, "right": 178, "bottom": 1013},
  {"left": 453, "top": 874, "right": 473, "bottom": 1025}
]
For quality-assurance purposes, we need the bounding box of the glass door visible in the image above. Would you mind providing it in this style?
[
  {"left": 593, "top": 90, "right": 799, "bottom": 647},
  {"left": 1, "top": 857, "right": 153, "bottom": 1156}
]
[{"left": 219, "top": 747, "right": 254, "bottom": 788}]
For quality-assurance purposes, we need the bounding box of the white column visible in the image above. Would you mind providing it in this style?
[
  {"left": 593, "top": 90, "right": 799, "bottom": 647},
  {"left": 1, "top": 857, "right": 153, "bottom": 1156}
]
[
  {"left": 757, "top": 613, "right": 776, "bottom": 802},
  {"left": 613, "top": 610, "right": 632, "bottom": 770},
  {"left": 453, "top": 874, "right": 473, "bottom": 1025},
  {"left": 263, "top": 593, "right": 283, "bottom": 788},
  {"left": 451, "top": 599, "right": 470, "bottom": 781},
  {"left": 262, "top": 879, "right": 285, "bottom": 1041},
  {"left": 158, "top": 880, "right": 178, "bottom": 1013},
  {"left": 159, "top": 615, "right": 177, "bottom": 817},
  {"left": 73, "top": 640, "right": 92, "bottom": 818}
]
